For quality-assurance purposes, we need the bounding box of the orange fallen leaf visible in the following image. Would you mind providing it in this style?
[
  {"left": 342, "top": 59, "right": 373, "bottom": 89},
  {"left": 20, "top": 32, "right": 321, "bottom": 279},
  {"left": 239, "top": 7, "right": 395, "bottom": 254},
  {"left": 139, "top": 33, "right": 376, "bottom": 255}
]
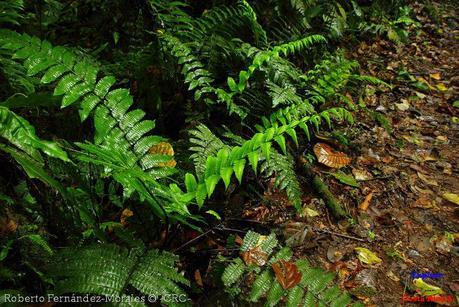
[
  {"left": 148, "top": 142, "right": 177, "bottom": 167},
  {"left": 313, "top": 143, "right": 351, "bottom": 168},
  {"left": 359, "top": 192, "right": 374, "bottom": 211},
  {"left": 194, "top": 269, "right": 204, "bottom": 287},
  {"left": 272, "top": 260, "right": 302, "bottom": 290}
]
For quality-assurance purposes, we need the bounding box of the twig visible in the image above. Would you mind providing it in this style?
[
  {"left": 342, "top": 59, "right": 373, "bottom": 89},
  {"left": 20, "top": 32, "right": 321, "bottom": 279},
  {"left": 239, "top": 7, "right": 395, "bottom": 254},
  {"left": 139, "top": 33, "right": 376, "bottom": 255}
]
[
  {"left": 173, "top": 228, "right": 214, "bottom": 253},
  {"left": 315, "top": 228, "right": 366, "bottom": 242}
]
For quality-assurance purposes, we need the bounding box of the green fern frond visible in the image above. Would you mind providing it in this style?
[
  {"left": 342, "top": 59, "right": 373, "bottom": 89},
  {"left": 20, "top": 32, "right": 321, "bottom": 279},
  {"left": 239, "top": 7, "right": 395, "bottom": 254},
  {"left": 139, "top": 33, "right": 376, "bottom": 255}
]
[
  {"left": 0, "top": 30, "right": 169, "bottom": 177},
  {"left": 48, "top": 244, "right": 189, "bottom": 306},
  {"left": 221, "top": 258, "right": 245, "bottom": 287},
  {"left": 260, "top": 150, "right": 302, "bottom": 211},
  {"left": 158, "top": 33, "right": 247, "bottom": 118},
  {"left": 159, "top": 0, "right": 267, "bottom": 47},
  {"left": 266, "top": 81, "right": 303, "bottom": 107},
  {"left": 0, "top": 0, "right": 24, "bottom": 25},
  {"left": 222, "top": 231, "right": 361, "bottom": 306},
  {"left": 0, "top": 106, "right": 69, "bottom": 163},
  {"left": 189, "top": 124, "right": 227, "bottom": 179},
  {"left": 227, "top": 34, "right": 326, "bottom": 96}
]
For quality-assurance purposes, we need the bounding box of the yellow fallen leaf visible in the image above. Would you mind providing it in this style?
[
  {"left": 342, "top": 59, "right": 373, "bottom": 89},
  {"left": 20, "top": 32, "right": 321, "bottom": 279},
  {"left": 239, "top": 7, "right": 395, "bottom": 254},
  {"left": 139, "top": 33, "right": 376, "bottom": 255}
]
[
  {"left": 429, "top": 73, "right": 441, "bottom": 80},
  {"left": 442, "top": 193, "right": 459, "bottom": 205},
  {"left": 416, "top": 77, "right": 435, "bottom": 90},
  {"left": 413, "top": 278, "right": 444, "bottom": 296},
  {"left": 436, "top": 83, "right": 448, "bottom": 91},
  {"left": 354, "top": 247, "right": 382, "bottom": 265},
  {"left": 302, "top": 207, "right": 320, "bottom": 218}
]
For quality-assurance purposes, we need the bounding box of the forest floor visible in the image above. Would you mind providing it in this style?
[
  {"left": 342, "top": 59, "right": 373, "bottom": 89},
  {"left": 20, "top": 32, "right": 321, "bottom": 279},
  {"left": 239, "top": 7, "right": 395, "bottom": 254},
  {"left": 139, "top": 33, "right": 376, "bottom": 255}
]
[{"left": 184, "top": 3, "right": 459, "bottom": 306}]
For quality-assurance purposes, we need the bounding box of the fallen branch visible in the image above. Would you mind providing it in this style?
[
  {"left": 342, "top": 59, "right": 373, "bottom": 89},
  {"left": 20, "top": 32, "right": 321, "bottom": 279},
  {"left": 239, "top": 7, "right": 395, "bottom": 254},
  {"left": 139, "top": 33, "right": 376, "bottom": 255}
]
[{"left": 301, "top": 162, "right": 348, "bottom": 219}]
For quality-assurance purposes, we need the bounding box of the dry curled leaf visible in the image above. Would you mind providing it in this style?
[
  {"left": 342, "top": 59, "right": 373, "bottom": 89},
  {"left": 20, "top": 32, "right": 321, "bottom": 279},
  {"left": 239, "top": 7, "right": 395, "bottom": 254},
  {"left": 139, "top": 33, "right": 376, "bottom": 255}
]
[
  {"left": 148, "top": 142, "right": 177, "bottom": 167},
  {"left": 313, "top": 143, "right": 351, "bottom": 168},
  {"left": 241, "top": 246, "right": 268, "bottom": 266},
  {"left": 272, "top": 260, "right": 302, "bottom": 290},
  {"left": 120, "top": 208, "right": 134, "bottom": 226},
  {"left": 282, "top": 221, "right": 312, "bottom": 248}
]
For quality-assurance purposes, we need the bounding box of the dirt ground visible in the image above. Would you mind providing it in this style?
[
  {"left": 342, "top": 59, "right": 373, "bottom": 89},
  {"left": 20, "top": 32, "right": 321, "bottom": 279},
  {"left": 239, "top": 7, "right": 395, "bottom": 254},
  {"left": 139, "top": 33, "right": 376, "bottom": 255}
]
[{"left": 303, "top": 2, "right": 459, "bottom": 305}]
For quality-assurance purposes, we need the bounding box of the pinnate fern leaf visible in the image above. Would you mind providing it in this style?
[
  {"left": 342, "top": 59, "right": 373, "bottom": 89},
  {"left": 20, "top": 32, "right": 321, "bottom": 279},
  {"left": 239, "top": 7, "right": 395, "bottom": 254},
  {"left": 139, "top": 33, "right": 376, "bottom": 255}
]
[
  {"left": 222, "top": 232, "right": 361, "bottom": 306},
  {"left": 48, "top": 244, "right": 189, "bottom": 306}
]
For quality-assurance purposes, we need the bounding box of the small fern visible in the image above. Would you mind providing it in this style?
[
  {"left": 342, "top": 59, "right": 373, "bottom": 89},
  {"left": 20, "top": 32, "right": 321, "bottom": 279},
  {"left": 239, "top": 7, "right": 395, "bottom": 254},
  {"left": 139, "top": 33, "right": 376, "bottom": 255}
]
[
  {"left": 48, "top": 244, "right": 189, "bottom": 306},
  {"left": 222, "top": 231, "right": 364, "bottom": 307}
]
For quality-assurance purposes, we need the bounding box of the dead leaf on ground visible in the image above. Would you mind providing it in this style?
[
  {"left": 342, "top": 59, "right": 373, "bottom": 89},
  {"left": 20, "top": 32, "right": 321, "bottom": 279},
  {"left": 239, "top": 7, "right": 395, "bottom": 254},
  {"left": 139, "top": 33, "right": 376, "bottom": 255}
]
[
  {"left": 359, "top": 192, "right": 374, "bottom": 211},
  {"left": 352, "top": 168, "right": 373, "bottom": 181},
  {"left": 313, "top": 143, "right": 351, "bottom": 168},
  {"left": 442, "top": 193, "right": 459, "bottom": 205},
  {"left": 354, "top": 247, "right": 382, "bottom": 265},
  {"left": 272, "top": 260, "right": 302, "bottom": 290},
  {"left": 429, "top": 73, "right": 441, "bottom": 80},
  {"left": 241, "top": 246, "right": 268, "bottom": 266},
  {"left": 194, "top": 269, "right": 204, "bottom": 287},
  {"left": 417, "top": 172, "right": 438, "bottom": 186},
  {"left": 234, "top": 235, "right": 243, "bottom": 245}
]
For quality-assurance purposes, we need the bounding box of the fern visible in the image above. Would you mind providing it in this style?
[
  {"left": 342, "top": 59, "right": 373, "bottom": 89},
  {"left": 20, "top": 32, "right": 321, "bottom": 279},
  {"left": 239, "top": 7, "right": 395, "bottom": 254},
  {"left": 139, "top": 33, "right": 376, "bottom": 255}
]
[
  {"left": 260, "top": 150, "right": 302, "bottom": 210},
  {"left": 0, "top": 106, "right": 68, "bottom": 163},
  {"left": 0, "top": 0, "right": 23, "bottom": 25},
  {"left": 0, "top": 30, "right": 171, "bottom": 178},
  {"left": 159, "top": 32, "right": 247, "bottom": 118},
  {"left": 226, "top": 34, "right": 327, "bottom": 96},
  {"left": 222, "top": 231, "right": 364, "bottom": 306},
  {"left": 48, "top": 244, "right": 189, "bottom": 306},
  {"left": 189, "top": 124, "right": 227, "bottom": 179}
]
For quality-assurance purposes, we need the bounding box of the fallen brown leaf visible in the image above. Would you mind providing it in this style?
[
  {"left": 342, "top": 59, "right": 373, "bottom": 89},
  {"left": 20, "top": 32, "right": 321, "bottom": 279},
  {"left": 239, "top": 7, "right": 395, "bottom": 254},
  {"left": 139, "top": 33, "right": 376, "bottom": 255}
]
[
  {"left": 241, "top": 247, "right": 268, "bottom": 266},
  {"left": 272, "top": 260, "right": 302, "bottom": 290},
  {"left": 313, "top": 143, "right": 351, "bottom": 168}
]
